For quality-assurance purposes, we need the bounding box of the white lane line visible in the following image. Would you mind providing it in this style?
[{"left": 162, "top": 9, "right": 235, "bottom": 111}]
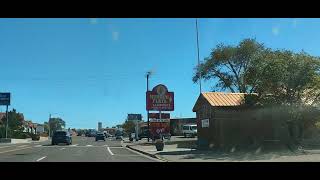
[
  {"left": 0, "top": 146, "right": 32, "bottom": 154},
  {"left": 60, "top": 148, "right": 65, "bottom": 150},
  {"left": 86, "top": 145, "right": 93, "bottom": 147},
  {"left": 36, "top": 156, "right": 46, "bottom": 162},
  {"left": 0, "top": 146, "right": 11, "bottom": 149},
  {"left": 70, "top": 144, "right": 78, "bottom": 147},
  {"left": 109, "top": 147, "right": 124, "bottom": 149},
  {"left": 34, "top": 145, "right": 42, "bottom": 147},
  {"left": 18, "top": 145, "right": 28, "bottom": 148},
  {"left": 107, "top": 147, "right": 114, "bottom": 156}
]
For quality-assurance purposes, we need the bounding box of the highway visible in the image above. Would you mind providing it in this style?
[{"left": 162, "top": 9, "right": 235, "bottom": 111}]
[{"left": 0, "top": 136, "right": 158, "bottom": 162}]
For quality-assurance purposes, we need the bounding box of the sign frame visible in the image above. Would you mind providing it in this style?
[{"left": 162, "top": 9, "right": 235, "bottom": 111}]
[
  {"left": 0, "top": 93, "right": 10, "bottom": 106},
  {"left": 146, "top": 84, "right": 174, "bottom": 111}
]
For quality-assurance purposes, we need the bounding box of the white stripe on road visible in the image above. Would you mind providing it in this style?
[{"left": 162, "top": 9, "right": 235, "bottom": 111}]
[
  {"left": 36, "top": 156, "right": 46, "bottom": 162},
  {"left": 18, "top": 145, "right": 28, "bottom": 148},
  {"left": 60, "top": 148, "right": 65, "bottom": 150},
  {"left": 70, "top": 144, "right": 78, "bottom": 147},
  {"left": 0, "top": 146, "right": 11, "bottom": 149},
  {"left": 86, "top": 145, "right": 93, "bottom": 147},
  {"left": 0, "top": 146, "right": 32, "bottom": 154},
  {"left": 34, "top": 145, "right": 41, "bottom": 147},
  {"left": 107, "top": 147, "right": 114, "bottom": 156}
]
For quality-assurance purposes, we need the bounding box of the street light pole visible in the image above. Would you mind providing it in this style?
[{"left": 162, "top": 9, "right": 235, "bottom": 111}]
[
  {"left": 48, "top": 114, "right": 51, "bottom": 138},
  {"left": 196, "top": 18, "right": 202, "bottom": 93},
  {"left": 146, "top": 71, "right": 152, "bottom": 142}
]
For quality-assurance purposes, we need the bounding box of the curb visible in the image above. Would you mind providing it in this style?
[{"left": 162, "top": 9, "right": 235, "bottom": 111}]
[{"left": 125, "top": 145, "right": 169, "bottom": 162}]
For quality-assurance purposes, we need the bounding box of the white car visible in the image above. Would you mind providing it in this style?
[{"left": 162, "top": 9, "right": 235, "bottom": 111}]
[{"left": 182, "top": 124, "right": 197, "bottom": 138}]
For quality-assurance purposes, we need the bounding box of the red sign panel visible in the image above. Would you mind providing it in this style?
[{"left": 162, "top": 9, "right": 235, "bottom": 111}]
[
  {"left": 149, "top": 113, "right": 170, "bottom": 119},
  {"left": 146, "top": 84, "right": 174, "bottom": 111},
  {"left": 150, "top": 122, "right": 170, "bottom": 136}
]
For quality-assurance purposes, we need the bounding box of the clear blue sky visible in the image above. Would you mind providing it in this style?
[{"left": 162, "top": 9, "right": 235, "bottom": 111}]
[{"left": 0, "top": 18, "right": 319, "bottom": 129}]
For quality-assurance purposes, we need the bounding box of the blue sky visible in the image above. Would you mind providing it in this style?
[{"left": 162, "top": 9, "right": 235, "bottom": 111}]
[{"left": 0, "top": 18, "right": 319, "bottom": 129}]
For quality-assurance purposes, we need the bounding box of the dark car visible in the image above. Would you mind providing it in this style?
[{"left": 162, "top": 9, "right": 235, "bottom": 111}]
[
  {"left": 52, "top": 130, "right": 72, "bottom": 145},
  {"left": 95, "top": 133, "right": 105, "bottom": 141}
]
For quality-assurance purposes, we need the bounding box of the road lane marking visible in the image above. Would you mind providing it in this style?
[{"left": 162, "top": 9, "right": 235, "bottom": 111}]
[
  {"left": 0, "top": 146, "right": 32, "bottom": 154},
  {"left": 18, "top": 145, "right": 28, "bottom": 148},
  {"left": 86, "top": 145, "right": 93, "bottom": 147},
  {"left": 109, "top": 147, "right": 124, "bottom": 149},
  {"left": 0, "top": 146, "right": 11, "bottom": 149},
  {"left": 34, "top": 145, "right": 42, "bottom": 147},
  {"left": 60, "top": 148, "right": 65, "bottom": 150},
  {"left": 70, "top": 144, "right": 78, "bottom": 146},
  {"left": 107, "top": 147, "right": 114, "bottom": 156},
  {"left": 36, "top": 156, "right": 46, "bottom": 162}
]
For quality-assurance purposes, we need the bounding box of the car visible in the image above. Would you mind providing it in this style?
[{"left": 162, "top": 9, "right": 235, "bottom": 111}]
[
  {"left": 182, "top": 124, "right": 197, "bottom": 138},
  {"left": 52, "top": 130, "right": 72, "bottom": 145},
  {"left": 115, "top": 135, "right": 123, "bottom": 140},
  {"left": 95, "top": 133, "right": 105, "bottom": 141}
]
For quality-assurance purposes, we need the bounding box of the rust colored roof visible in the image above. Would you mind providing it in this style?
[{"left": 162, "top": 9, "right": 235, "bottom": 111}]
[{"left": 202, "top": 92, "right": 246, "bottom": 106}]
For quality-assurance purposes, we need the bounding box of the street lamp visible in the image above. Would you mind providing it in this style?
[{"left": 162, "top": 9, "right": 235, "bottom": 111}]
[{"left": 145, "top": 71, "right": 153, "bottom": 142}]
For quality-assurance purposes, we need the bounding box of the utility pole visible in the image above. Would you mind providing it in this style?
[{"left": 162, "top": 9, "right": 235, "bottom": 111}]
[
  {"left": 196, "top": 18, "right": 202, "bottom": 93},
  {"left": 146, "top": 71, "right": 152, "bottom": 142},
  {"left": 48, "top": 114, "right": 51, "bottom": 138}
]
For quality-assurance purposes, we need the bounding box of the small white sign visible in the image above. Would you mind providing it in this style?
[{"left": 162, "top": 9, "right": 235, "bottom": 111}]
[{"left": 201, "top": 119, "right": 209, "bottom": 128}]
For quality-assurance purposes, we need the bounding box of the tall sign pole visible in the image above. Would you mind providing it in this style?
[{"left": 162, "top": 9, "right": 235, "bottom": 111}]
[
  {"left": 0, "top": 93, "right": 10, "bottom": 139},
  {"left": 146, "top": 72, "right": 151, "bottom": 142},
  {"left": 5, "top": 105, "right": 8, "bottom": 139}
]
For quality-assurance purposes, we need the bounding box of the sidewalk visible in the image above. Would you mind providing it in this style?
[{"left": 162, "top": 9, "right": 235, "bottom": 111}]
[
  {"left": 123, "top": 137, "right": 320, "bottom": 162},
  {"left": 122, "top": 136, "right": 197, "bottom": 162},
  {"left": 0, "top": 136, "right": 49, "bottom": 144}
]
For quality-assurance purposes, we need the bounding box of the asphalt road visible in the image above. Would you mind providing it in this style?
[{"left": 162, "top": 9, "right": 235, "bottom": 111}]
[{"left": 0, "top": 136, "right": 158, "bottom": 162}]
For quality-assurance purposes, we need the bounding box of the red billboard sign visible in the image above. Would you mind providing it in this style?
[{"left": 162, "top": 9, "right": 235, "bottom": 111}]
[
  {"left": 150, "top": 122, "right": 170, "bottom": 136},
  {"left": 146, "top": 84, "right": 174, "bottom": 111},
  {"left": 149, "top": 113, "right": 170, "bottom": 119}
]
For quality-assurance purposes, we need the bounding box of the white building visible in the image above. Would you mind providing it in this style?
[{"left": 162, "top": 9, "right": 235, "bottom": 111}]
[{"left": 98, "top": 122, "right": 102, "bottom": 131}]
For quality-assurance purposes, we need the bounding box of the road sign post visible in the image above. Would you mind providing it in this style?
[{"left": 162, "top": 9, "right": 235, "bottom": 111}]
[
  {"left": 0, "top": 93, "right": 11, "bottom": 139},
  {"left": 5, "top": 105, "right": 8, "bottom": 139}
]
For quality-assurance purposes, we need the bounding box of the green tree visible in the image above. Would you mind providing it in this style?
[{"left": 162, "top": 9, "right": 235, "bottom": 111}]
[
  {"left": 0, "top": 109, "right": 25, "bottom": 138},
  {"left": 49, "top": 117, "right": 65, "bottom": 134},
  {"left": 193, "top": 38, "right": 320, "bottom": 106},
  {"left": 121, "top": 121, "right": 135, "bottom": 134},
  {"left": 193, "top": 38, "right": 266, "bottom": 93}
]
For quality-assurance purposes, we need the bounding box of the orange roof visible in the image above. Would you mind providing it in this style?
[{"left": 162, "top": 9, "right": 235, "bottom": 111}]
[
  {"left": 202, "top": 92, "right": 246, "bottom": 106},
  {"left": 193, "top": 92, "right": 257, "bottom": 111}
]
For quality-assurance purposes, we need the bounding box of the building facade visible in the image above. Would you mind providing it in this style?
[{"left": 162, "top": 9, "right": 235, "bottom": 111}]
[{"left": 170, "top": 118, "right": 196, "bottom": 136}]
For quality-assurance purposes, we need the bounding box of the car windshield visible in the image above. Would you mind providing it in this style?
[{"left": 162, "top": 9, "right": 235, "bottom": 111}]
[{"left": 1, "top": 18, "right": 320, "bottom": 163}]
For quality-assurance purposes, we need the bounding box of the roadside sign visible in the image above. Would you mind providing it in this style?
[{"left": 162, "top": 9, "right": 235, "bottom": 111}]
[
  {"left": 149, "top": 113, "right": 170, "bottom": 119},
  {"left": 0, "top": 93, "right": 10, "bottom": 106},
  {"left": 127, "top": 114, "right": 142, "bottom": 121},
  {"left": 146, "top": 84, "right": 174, "bottom": 111}
]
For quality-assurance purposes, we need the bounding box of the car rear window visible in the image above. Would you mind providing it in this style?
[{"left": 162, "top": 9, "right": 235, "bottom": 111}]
[
  {"left": 183, "top": 126, "right": 190, "bottom": 130},
  {"left": 54, "top": 131, "right": 67, "bottom": 136}
]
